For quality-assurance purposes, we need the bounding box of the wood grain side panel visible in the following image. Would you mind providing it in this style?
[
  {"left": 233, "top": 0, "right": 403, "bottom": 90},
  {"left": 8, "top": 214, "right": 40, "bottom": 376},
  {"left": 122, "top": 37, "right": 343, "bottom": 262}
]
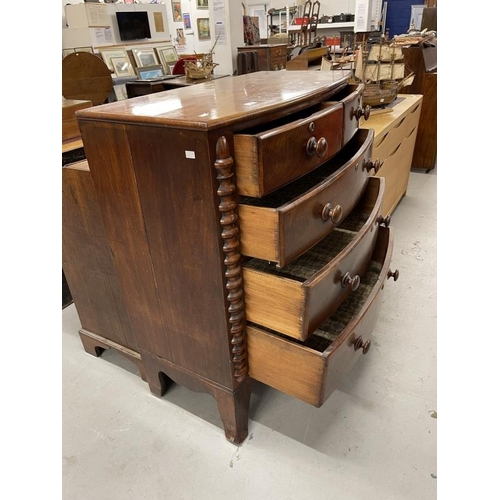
[
  {"left": 79, "top": 120, "right": 172, "bottom": 360},
  {"left": 247, "top": 325, "right": 325, "bottom": 407},
  {"left": 243, "top": 268, "right": 305, "bottom": 337},
  {"left": 412, "top": 73, "right": 437, "bottom": 169},
  {"left": 126, "top": 126, "right": 235, "bottom": 388},
  {"left": 233, "top": 135, "right": 262, "bottom": 196},
  {"left": 238, "top": 205, "right": 278, "bottom": 261},
  {"left": 62, "top": 165, "right": 137, "bottom": 350}
]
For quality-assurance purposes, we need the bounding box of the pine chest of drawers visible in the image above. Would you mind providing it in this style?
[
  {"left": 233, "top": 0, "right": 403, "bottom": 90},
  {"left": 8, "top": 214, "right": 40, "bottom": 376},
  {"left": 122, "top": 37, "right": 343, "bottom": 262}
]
[{"left": 73, "top": 72, "right": 399, "bottom": 444}]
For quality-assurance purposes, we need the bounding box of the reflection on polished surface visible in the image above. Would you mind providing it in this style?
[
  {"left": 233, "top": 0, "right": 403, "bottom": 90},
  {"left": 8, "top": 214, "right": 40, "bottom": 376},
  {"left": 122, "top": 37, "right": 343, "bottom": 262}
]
[{"left": 79, "top": 72, "right": 351, "bottom": 130}]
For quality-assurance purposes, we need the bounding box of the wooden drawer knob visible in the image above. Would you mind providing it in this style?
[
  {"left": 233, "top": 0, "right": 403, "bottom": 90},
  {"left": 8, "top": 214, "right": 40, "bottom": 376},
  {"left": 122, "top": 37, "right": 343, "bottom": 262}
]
[
  {"left": 377, "top": 215, "right": 391, "bottom": 227},
  {"left": 306, "top": 136, "right": 328, "bottom": 158},
  {"left": 341, "top": 271, "right": 360, "bottom": 291},
  {"left": 353, "top": 336, "right": 371, "bottom": 354},
  {"left": 363, "top": 158, "right": 383, "bottom": 174},
  {"left": 352, "top": 105, "right": 371, "bottom": 121},
  {"left": 387, "top": 269, "right": 399, "bottom": 281},
  {"left": 321, "top": 203, "right": 342, "bottom": 224}
]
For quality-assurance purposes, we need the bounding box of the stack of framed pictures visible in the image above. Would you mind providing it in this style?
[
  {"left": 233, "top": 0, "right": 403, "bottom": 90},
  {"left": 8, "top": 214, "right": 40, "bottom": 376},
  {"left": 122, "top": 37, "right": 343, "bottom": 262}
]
[
  {"left": 155, "top": 45, "right": 179, "bottom": 75},
  {"left": 100, "top": 48, "right": 136, "bottom": 78},
  {"left": 131, "top": 47, "right": 160, "bottom": 68},
  {"left": 95, "top": 44, "right": 179, "bottom": 79}
]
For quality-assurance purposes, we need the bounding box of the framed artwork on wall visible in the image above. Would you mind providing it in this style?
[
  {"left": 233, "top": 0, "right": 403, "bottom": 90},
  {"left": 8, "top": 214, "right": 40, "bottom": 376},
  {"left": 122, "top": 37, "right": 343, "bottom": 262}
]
[
  {"left": 156, "top": 45, "right": 179, "bottom": 72},
  {"left": 197, "top": 18, "right": 210, "bottom": 40},
  {"left": 100, "top": 48, "right": 135, "bottom": 77},
  {"left": 196, "top": 0, "right": 209, "bottom": 9},
  {"left": 131, "top": 47, "right": 160, "bottom": 67},
  {"left": 183, "top": 13, "right": 192, "bottom": 29},
  {"left": 171, "top": 1, "right": 182, "bottom": 22}
]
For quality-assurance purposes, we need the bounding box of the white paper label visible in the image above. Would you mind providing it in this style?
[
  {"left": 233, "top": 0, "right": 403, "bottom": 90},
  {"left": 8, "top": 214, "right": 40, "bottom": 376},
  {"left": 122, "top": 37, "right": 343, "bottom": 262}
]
[{"left": 185, "top": 151, "right": 196, "bottom": 159}]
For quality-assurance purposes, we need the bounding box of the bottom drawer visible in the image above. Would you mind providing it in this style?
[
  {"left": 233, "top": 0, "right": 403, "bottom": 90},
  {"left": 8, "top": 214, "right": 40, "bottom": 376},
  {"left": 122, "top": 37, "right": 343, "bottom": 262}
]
[{"left": 247, "top": 226, "right": 397, "bottom": 407}]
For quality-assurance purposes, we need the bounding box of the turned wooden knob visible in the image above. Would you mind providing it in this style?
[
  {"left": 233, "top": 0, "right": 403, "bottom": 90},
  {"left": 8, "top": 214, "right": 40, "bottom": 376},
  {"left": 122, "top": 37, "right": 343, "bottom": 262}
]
[
  {"left": 377, "top": 214, "right": 391, "bottom": 227},
  {"left": 353, "top": 105, "right": 371, "bottom": 121},
  {"left": 363, "top": 158, "right": 383, "bottom": 174},
  {"left": 306, "top": 136, "right": 328, "bottom": 157},
  {"left": 321, "top": 203, "right": 343, "bottom": 224},
  {"left": 341, "top": 271, "right": 360, "bottom": 291},
  {"left": 387, "top": 269, "right": 400, "bottom": 281},
  {"left": 353, "top": 336, "right": 371, "bottom": 354}
]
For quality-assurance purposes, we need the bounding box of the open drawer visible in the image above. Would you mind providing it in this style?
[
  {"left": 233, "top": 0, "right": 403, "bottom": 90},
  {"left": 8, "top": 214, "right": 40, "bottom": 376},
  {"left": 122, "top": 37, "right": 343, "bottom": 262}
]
[
  {"left": 233, "top": 100, "right": 344, "bottom": 197},
  {"left": 243, "top": 176, "right": 385, "bottom": 341},
  {"left": 239, "top": 128, "right": 375, "bottom": 267},
  {"left": 247, "top": 226, "right": 397, "bottom": 407},
  {"left": 327, "top": 83, "right": 368, "bottom": 146}
]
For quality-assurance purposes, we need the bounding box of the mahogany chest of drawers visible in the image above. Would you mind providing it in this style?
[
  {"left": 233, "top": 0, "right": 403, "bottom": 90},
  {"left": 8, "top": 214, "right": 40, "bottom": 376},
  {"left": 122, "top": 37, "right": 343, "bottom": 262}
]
[
  {"left": 69, "top": 72, "right": 399, "bottom": 444},
  {"left": 237, "top": 44, "right": 288, "bottom": 71}
]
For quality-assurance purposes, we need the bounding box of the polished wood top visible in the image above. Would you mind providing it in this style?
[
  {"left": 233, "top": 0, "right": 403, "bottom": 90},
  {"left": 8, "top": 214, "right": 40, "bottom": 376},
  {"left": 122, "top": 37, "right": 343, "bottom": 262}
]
[{"left": 77, "top": 72, "right": 350, "bottom": 131}]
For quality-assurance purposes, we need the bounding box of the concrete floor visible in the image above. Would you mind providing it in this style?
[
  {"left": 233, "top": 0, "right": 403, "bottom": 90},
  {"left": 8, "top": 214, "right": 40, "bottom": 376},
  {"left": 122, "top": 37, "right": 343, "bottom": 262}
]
[{"left": 62, "top": 168, "right": 437, "bottom": 500}]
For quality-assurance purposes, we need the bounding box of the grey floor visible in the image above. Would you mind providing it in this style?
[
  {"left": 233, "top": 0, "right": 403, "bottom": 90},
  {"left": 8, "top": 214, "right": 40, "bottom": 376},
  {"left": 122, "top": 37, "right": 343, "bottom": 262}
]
[{"left": 62, "top": 168, "right": 437, "bottom": 500}]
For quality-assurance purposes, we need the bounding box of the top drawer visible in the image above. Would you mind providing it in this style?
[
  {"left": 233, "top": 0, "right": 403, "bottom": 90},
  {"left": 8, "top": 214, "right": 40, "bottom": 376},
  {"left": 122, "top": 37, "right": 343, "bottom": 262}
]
[
  {"left": 233, "top": 101, "right": 344, "bottom": 197},
  {"left": 327, "top": 83, "right": 368, "bottom": 147}
]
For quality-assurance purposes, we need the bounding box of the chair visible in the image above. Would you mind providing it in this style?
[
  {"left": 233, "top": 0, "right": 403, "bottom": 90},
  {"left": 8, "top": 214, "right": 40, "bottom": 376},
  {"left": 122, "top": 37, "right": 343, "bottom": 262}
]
[
  {"left": 62, "top": 52, "right": 113, "bottom": 106},
  {"left": 171, "top": 56, "right": 198, "bottom": 75}
]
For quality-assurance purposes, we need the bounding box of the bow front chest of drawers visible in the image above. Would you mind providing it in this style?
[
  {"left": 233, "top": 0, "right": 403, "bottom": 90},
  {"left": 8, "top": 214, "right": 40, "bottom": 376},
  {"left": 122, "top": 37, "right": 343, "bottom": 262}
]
[{"left": 73, "top": 72, "right": 399, "bottom": 444}]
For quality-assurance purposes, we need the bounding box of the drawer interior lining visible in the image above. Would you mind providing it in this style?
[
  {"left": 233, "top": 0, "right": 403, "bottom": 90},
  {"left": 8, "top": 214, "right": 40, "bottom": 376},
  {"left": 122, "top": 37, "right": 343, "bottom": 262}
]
[
  {"left": 236, "top": 102, "right": 327, "bottom": 136},
  {"left": 243, "top": 202, "right": 371, "bottom": 281},
  {"left": 239, "top": 131, "right": 369, "bottom": 208},
  {"left": 248, "top": 259, "right": 382, "bottom": 353}
]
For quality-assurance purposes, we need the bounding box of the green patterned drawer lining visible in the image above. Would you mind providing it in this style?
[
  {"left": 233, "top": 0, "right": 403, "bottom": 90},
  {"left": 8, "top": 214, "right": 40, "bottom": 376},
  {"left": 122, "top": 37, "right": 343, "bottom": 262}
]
[{"left": 248, "top": 259, "right": 382, "bottom": 353}]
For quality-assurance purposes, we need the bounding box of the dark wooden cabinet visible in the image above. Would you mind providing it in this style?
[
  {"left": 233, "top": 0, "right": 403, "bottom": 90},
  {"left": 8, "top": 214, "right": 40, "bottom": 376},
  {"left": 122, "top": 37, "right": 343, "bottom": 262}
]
[
  {"left": 69, "top": 72, "right": 399, "bottom": 444},
  {"left": 237, "top": 44, "right": 287, "bottom": 71},
  {"left": 400, "top": 41, "right": 437, "bottom": 171}
]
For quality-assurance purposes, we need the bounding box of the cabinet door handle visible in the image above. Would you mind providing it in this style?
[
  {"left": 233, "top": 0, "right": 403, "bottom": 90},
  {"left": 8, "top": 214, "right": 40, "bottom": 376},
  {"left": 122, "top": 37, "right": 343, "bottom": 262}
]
[
  {"left": 341, "top": 272, "right": 360, "bottom": 291},
  {"left": 353, "top": 336, "right": 371, "bottom": 354},
  {"left": 363, "top": 158, "right": 383, "bottom": 174},
  {"left": 352, "top": 105, "right": 371, "bottom": 121},
  {"left": 377, "top": 215, "right": 391, "bottom": 227},
  {"left": 387, "top": 269, "right": 400, "bottom": 281},
  {"left": 306, "top": 136, "right": 328, "bottom": 157},
  {"left": 321, "top": 203, "right": 342, "bottom": 224}
]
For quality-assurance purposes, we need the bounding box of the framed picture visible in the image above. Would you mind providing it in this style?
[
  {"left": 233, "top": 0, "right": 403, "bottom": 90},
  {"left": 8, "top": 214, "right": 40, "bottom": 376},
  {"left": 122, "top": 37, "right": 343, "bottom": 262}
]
[
  {"left": 136, "top": 65, "right": 165, "bottom": 80},
  {"left": 196, "top": 0, "right": 209, "bottom": 9},
  {"left": 74, "top": 46, "right": 94, "bottom": 54},
  {"left": 100, "top": 48, "right": 135, "bottom": 75},
  {"left": 171, "top": 1, "right": 182, "bottom": 22},
  {"left": 131, "top": 47, "right": 159, "bottom": 67},
  {"left": 156, "top": 45, "right": 179, "bottom": 71},
  {"left": 110, "top": 56, "right": 136, "bottom": 77},
  {"left": 197, "top": 18, "right": 210, "bottom": 40},
  {"left": 176, "top": 27, "right": 186, "bottom": 45},
  {"left": 183, "top": 13, "right": 191, "bottom": 29}
]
